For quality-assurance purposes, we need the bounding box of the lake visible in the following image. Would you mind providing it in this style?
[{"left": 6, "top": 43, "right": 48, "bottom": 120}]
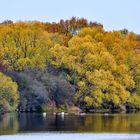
[{"left": 0, "top": 113, "right": 140, "bottom": 140}]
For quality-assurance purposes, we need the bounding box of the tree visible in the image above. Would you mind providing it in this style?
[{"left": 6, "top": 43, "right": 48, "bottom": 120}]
[
  {"left": 0, "top": 19, "right": 139, "bottom": 112},
  {"left": 0, "top": 72, "right": 19, "bottom": 113},
  {"left": 0, "top": 23, "right": 52, "bottom": 71},
  {"left": 49, "top": 27, "right": 140, "bottom": 110}
]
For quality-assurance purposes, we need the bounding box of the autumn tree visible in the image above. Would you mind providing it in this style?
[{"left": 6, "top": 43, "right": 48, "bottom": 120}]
[
  {"left": 0, "top": 23, "right": 52, "bottom": 71},
  {"left": 49, "top": 27, "right": 140, "bottom": 110},
  {"left": 0, "top": 72, "right": 19, "bottom": 113},
  {"left": 0, "top": 18, "right": 139, "bottom": 112}
]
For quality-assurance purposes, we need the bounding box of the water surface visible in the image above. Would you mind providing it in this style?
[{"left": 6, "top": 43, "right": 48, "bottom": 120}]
[{"left": 0, "top": 113, "right": 140, "bottom": 140}]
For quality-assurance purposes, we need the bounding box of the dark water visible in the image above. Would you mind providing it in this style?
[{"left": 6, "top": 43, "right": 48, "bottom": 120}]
[{"left": 0, "top": 113, "right": 140, "bottom": 140}]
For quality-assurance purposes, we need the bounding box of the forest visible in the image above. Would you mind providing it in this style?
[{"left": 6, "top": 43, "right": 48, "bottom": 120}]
[{"left": 0, "top": 17, "right": 140, "bottom": 114}]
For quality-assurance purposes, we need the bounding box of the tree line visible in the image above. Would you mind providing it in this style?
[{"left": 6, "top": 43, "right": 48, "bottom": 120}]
[{"left": 0, "top": 17, "right": 140, "bottom": 113}]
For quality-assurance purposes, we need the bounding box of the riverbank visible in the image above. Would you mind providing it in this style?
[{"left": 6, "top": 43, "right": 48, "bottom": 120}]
[{"left": 1, "top": 106, "right": 140, "bottom": 116}]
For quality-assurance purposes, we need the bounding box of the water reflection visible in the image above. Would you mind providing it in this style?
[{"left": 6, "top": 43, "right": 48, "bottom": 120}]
[
  {"left": 0, "top": 113, "right": 140, "bottom": 135},
  {"left": 0, "top": 113, "right": 19, "bottom": 135}
]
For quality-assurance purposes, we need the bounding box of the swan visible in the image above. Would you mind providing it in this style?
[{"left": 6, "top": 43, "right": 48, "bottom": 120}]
[{"left": 43, "top": 112, "right": 47, "bottom": 117}]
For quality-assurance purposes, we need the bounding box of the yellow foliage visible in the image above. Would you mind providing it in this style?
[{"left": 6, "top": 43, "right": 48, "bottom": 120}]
[{"left": 0, "top": 72, "right": 19, "bottom": 112}]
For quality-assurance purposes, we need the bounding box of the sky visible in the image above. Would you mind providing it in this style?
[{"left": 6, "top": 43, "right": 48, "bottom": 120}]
[{"left": 0, "top": 0, "right": 140, "bottom": 34}]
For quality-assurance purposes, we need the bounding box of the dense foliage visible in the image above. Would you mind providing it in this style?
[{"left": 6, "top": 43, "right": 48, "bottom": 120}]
[
  {"left": 49, "top": 27, "right": 140, "bottom": 111},
  {"left": 0, "top": 72, "right": 19, "bottom": 113},
  {"left": 0, "top": 18, "right": 140, "bottom": 113}
]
